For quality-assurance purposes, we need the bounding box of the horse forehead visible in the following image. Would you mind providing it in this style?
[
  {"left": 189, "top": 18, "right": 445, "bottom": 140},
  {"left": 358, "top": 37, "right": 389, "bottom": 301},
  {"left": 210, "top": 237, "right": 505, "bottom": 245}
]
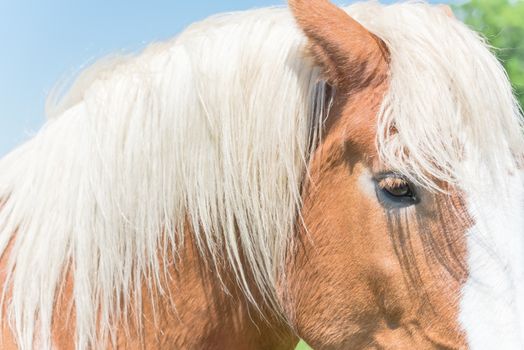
[{"left": 324, "top": 84, "right": 389, "bottom": 157}]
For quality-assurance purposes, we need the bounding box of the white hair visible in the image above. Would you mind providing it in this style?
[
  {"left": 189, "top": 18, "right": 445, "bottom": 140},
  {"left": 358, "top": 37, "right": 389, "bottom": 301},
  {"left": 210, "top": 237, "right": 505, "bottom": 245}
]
[
  {"left": 362, "top": 2, "right": 524, "bottom": 190},
  {"left": 0, "top": 2, "right": 521, "bottom": 349}
]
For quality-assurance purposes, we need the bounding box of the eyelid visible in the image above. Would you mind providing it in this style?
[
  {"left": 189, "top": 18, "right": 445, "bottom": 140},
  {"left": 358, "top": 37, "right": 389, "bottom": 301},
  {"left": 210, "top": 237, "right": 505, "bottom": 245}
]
[
  {"left": 377, "top": 176, "right": 408, "bottom": 190},
  {"left": 374, "top": 171, "right": 408, "bottom": 183}
]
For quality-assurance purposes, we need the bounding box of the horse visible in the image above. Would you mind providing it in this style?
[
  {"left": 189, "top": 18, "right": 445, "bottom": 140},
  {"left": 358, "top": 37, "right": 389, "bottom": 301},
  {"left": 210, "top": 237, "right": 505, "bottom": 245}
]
[{"left": 0, "top": 0, "right": 523, "bottom": 348}]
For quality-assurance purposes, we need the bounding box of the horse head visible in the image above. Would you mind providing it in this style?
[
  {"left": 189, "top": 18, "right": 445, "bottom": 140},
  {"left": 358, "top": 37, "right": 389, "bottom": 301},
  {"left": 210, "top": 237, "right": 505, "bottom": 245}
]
[{"left": 283, "top": 1, "right": 524, "bottom": 349}]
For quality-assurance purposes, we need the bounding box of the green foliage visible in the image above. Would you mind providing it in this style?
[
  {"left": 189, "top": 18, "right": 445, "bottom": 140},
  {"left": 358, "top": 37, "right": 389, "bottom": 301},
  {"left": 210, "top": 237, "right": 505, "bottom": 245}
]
[
  {"left": 455, "top": 0, "right": 524, "bottom": 108},
  {"left": 295, "top": 340, "right": 313, "bottom": 350}
]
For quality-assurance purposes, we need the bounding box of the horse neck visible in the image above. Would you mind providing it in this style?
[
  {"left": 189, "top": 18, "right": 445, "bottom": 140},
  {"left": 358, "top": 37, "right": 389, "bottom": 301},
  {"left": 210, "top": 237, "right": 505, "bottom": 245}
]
[{"left": 115, "top": 232, "right": 298, "bottom": 349}]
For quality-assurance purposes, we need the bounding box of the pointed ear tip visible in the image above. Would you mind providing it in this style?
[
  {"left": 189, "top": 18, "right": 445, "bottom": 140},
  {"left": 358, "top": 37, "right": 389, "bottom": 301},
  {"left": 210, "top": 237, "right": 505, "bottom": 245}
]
[
  {"left": 288, "top": 0, "right": 331, "bottom": 13},
  {"left": 287, "top": 0, "right": 301, "bottom": 9},
  {"left": 287, "top": 0, "right": 302, "bottom": 17}
]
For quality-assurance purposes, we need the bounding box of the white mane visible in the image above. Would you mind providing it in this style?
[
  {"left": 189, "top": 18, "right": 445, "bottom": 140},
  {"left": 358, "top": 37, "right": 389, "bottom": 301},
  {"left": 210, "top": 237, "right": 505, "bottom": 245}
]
[{"left": 0, "top": 2, "right": 521, "bottom": 349}]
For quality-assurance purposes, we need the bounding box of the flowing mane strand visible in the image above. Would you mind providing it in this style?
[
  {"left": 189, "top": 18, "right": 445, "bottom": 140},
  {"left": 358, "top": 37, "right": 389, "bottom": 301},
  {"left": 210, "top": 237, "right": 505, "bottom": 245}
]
[
  {"left": 0, "top": 2, "right": 522, "bottom": 349},
  {"left": 0, "top": 8, "right": 325, "bottom": 349},
  {"left": 367, "top": 3, "right": 524, "bottom": 190}
]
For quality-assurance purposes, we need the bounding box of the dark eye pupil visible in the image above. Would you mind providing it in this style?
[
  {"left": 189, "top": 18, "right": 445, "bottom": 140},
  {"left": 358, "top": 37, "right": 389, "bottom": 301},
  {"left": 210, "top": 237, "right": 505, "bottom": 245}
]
[
  {"left": 375, "top": 173, "right": 418, "bottom": 207},
  {"left": 386, "top": 184, "right": 412, "bottom": 197}
]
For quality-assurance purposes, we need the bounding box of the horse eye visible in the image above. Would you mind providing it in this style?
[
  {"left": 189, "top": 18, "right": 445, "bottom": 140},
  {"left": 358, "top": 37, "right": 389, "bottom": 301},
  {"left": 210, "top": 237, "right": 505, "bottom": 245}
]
[
  {"left": 375, "top": 173, "right": 419, "bottom": 207},
  {"left": 382, "top": 180, "right": 412, "bottom": 198}
]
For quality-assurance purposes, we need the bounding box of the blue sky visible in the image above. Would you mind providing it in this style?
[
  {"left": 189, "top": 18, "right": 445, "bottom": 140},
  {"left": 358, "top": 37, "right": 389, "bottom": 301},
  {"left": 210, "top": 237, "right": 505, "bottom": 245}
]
[{"left": 0, "top": 0, "right": 449, "bottom": 156}]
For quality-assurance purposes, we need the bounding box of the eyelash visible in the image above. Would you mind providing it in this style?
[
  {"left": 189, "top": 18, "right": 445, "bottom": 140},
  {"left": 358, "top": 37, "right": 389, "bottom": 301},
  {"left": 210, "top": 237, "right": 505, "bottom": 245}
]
[{"left": 377, "top": 177, "right": 409, "bottom": 191}]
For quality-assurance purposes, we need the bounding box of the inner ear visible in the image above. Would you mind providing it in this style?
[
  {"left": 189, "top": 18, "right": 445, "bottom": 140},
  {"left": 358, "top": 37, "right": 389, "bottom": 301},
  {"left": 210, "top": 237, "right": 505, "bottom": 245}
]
[{"left": 309, "top": 43, "right": 344, "bottom": 87}]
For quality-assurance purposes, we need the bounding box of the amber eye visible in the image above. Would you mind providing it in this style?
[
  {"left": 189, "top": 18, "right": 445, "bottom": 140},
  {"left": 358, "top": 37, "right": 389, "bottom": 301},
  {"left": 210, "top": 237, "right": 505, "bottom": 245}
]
[
  {"left": 375, "top": 173, "right": 418, "bottom": 207},
  {"left": 380, "top": 178, "right": 413, "bottom": 197}
]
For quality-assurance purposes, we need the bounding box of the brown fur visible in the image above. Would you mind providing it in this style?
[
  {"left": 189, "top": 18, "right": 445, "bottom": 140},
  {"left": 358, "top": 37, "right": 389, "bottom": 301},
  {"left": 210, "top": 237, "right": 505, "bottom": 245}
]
[
  {"left": 0, "top": 234, "right": 298, "bottom": 349},
  {"left": 0, "top": 1, "right": 471, "bottom": 349},
  {"left": 289, "top": 0, "right": 389, "bottom": 91},
  {"left": 282, "top": 1, "right": 470, "bottom": 349}
]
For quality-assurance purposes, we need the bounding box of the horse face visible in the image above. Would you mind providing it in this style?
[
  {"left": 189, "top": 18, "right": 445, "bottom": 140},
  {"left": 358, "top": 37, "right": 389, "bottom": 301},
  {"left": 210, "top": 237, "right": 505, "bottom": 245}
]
[
  {"left": 285, "top": 0, "right": 524, "bottom": 349},
  {"left": 285, "top": 140, "right": 470, "bottom": 349}
]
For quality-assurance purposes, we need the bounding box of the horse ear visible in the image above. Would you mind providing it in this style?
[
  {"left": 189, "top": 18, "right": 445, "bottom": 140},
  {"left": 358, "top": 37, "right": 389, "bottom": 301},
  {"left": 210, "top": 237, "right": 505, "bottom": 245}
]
[{"left": 289, "top": 0, "right": 388, "bottom": 91}]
